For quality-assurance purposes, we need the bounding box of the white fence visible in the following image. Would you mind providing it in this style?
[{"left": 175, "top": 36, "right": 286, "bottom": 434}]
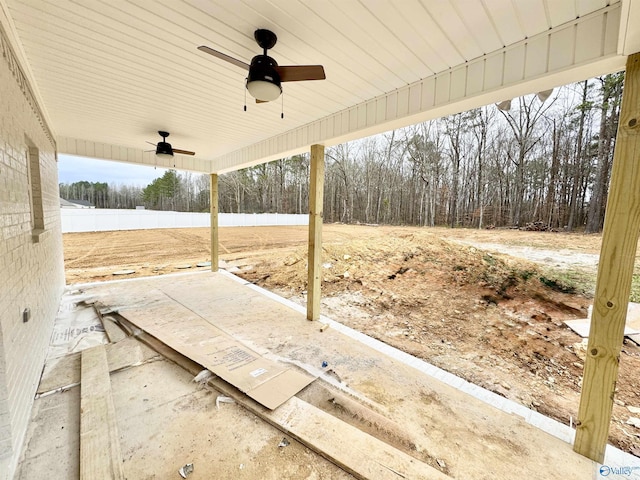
[{"left": 60, "top": 209, "right": 308, "bottom": 233}]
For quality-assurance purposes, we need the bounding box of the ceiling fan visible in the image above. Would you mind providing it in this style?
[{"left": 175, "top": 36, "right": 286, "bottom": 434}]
[
  {"left": 147, "top": 131, "right": 195, "bottom": 158},
  {"left": 198, "top": 29, "right": 326, "bottom": 103}
]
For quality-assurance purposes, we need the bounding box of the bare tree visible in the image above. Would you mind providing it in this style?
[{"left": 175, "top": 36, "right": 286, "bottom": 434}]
[
  {"left": 497, "top": 95, "right": 556, "bottom": 226},
  {"left": 586, "top": 73, "right": 624, "bottom": 233}
]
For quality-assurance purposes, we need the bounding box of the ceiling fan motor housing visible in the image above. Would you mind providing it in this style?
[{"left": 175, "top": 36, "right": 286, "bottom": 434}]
[
  {"left": 156, "top": 141, "right": 173, "bottom": 156},
  {"left": 247, "top": 55, "right": 282, "bottom": 101}
]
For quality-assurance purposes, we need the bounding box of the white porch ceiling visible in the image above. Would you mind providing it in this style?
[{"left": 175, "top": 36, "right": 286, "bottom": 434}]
[{"left": 2, "top": 0, "right": 639, "bottom": 174}]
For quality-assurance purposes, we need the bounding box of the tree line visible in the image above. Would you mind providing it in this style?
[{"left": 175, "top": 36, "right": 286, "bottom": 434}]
[
  {"left": 59, "top": 170, "right": 211, "bottom": 212},
  {"left": 61, "top": 73, "right": 624, "bottom": 233},
  {"left": 220, "top": 73, "right": 623, "bottom": 233}
]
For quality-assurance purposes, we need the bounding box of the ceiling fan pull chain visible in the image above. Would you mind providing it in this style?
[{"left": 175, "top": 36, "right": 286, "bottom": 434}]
[
  {"left": 244, "top": 78, "right": 248, "bottom": 112},
  {"left": 281, "top": 91, "right": 284, "bottom": 119}
]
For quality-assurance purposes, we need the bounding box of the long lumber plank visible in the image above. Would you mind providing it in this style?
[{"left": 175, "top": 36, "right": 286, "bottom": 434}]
[
  {"left": 307, "top": 144, "right": 325, "bottom": 321},
  {"left": 80, "top": 345, "right": 125, "bottom": 480},
  {"left": 575, "top": 52, "right": 640, "bottom": 462},
  {"left": 117, "top": 316, "right": 451, "bottom": 480},
  {"left": 210, "top": 173, "right": 219, "bottom": 270}
]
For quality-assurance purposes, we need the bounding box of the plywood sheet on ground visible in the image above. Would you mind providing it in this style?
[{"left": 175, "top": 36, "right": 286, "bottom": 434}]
[
  {"left": 627, "top": 302, "right": 640, "bottom": 330},
  {"left": 86, "top": 272, "right": 607, "bottom": 480},
  {"left": 564, "top": 319, "right": 640, "bottom": 337},
  {"left": 104, "top": 288, "right": 314, "bottom": 409},
  {"left": 564, "top": 302, "right": 640, "bottom": 337}
]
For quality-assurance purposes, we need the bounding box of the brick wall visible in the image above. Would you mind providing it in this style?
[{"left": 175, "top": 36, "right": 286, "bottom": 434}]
[{"left": 0, "top": 18, "right": 65, "bottom": 480}]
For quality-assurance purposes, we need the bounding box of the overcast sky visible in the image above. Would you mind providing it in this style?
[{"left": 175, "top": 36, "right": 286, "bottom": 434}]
[{"left": 58, "top": 155, "right": 168, "bottom": 186}]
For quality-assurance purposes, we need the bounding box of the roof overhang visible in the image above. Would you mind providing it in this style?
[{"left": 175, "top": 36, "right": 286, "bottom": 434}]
[{"left": 2, "top": 1, "right": 639, "bottom": 174}]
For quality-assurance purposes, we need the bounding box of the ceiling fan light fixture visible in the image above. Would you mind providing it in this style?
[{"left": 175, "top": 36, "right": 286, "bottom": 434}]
[{"left": 247, "top": 79, "right": 282, "bottom": 101}]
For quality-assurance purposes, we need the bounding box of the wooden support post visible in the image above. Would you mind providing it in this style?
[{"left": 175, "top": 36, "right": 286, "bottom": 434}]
[
  {"left": 574, "top": 52, "right": 640, "bottom": 462},
  {"left": 307, "top": 144, "right": 325, "bottom": 321},
  {"left": 210, "top": 173, "right": 219, "bottom": 271},
  {"left": 80, "top": 345, "right": 125, "bottom": 480}
]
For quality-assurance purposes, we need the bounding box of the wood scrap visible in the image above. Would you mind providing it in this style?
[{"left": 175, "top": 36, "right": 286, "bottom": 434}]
[
  {"left": 101, "top": 315, "right": 128, "bottom": 343},
  {"left": 80, "top": 345, "right": 125, "bottom": 480}
]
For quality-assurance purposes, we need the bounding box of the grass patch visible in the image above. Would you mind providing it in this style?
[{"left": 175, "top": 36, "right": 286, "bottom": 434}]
[
  {"left": 537, "top": 270, "right": 640, "bottom": 302},
  {"left": 538, "top": 267, "right": 596, "bottom": 297},
  {"left": 483, "top": 254, "right": 496, "bottom": 266},
  {"left": 517, "top": 269, "right": 536, "bottom": 281},
  {"left": 539, "top": 276, "right": 576, "bottom": 294}
]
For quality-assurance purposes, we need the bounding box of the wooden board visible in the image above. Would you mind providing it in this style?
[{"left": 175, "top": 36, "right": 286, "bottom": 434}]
[
  {"left": 210, "top": 173, "right": 219, "bottom": 271},
  {"left": 575, "top": 52, "right": 640, "bottom": 463},
  {"left": 37, "top": 337, "right": 159, "bottom": 395},
  {"left": 263, "top": 396, "right": 450, "bottom": 480},
  {"left": 109, "top": 291, "right": 315, "bottom": 409},
  {"left": 126, "top": 322, "right": 451, "bottom": 480},
  {"left": 307, "top": 144, "right": 325, "bottom": 321},
  {"left": 80, "top": 345, "right": 125, "bottom": 480},
  {"left": 101, "top": 315, "right": 128, "bottom": 343}
]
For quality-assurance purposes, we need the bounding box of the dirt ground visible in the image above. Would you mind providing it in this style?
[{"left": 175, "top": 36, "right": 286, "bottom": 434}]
[{"left": 62, "top": 225, "right": 640, "bottom": 456}]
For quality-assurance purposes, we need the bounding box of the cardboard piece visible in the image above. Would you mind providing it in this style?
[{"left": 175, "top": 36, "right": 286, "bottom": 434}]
[
  {"left": 564, "top": 302, "right": 640, "bottom": 338},
  {"left": 111, "top": 289, "right": 314, "bottom": 410}
]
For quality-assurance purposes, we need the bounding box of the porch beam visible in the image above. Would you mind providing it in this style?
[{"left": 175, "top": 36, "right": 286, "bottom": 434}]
[
  {"left": 307, "top": 144, "right": 325, "bottom": 321},
  {"left": 210, "top": 173, "right": 219, "bottom": 271},
  {"left": 574, "top": 52, "right": 640, "bottom": 462}
]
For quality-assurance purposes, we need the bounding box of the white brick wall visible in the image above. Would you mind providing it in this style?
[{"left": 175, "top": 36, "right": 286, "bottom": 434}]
[{"left": 0, "top": 19, "right": 65, "bottom": 480}]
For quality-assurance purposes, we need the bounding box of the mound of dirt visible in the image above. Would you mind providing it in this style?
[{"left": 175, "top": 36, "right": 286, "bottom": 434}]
[{"left": 246, "top": 231, "right": 580, "bottom": 309}]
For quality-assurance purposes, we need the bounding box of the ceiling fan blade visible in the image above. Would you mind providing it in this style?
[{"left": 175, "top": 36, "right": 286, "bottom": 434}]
[
  {"left": 172, "top": 148, "right": 196, "bottom": 156},
  {"left": 276, "top": 65, "right": 326, "bottom": 82},
  {"left": 146, "top": 141, "right": 157, "bottom": 146},
  {"left": 198, "top": 46, "right": 250, "bottom": 70},
  {"left": 255, "top": 99, "right": 269, "bottom": 104}
]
